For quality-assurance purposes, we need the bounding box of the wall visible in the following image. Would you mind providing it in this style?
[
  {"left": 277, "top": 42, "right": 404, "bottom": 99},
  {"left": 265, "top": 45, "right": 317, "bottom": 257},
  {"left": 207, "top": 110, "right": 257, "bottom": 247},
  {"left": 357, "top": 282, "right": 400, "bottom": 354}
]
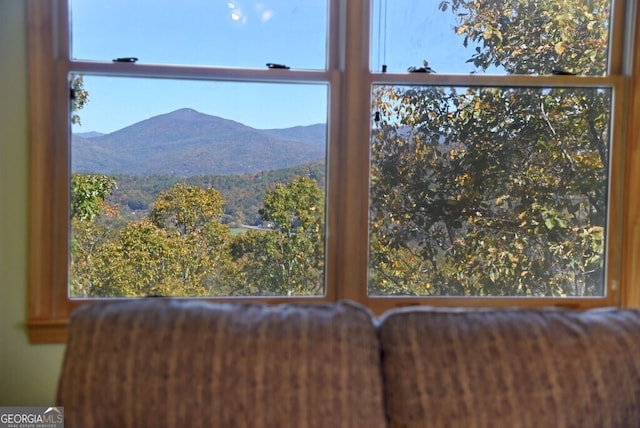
[{"left": 0, "top": 0, "right": 66, "bottom": 405}]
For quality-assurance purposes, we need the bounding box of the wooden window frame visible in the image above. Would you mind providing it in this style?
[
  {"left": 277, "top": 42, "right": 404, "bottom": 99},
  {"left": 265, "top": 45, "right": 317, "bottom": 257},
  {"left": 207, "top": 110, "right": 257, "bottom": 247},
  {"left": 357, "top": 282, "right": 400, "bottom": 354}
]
[{"left": 27, "top": 0, "right": 640, "bottom": 344}]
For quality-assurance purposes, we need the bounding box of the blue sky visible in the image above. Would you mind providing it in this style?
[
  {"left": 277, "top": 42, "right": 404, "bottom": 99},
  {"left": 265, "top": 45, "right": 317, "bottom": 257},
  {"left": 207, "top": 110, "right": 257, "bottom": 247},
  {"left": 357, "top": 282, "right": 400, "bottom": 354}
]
[{"left": 70, "top": 0, "right": 483, "bottom": 134}]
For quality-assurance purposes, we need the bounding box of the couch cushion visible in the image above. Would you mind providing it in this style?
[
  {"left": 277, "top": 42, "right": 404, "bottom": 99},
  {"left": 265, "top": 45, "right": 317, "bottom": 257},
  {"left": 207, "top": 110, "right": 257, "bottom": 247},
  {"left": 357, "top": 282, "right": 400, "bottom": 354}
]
[
  {"left": 379, "top": 307, "right": 640, "bottom": 428},
  {"left": 58, "top": 299, "right": 386, "bottom": 428}
]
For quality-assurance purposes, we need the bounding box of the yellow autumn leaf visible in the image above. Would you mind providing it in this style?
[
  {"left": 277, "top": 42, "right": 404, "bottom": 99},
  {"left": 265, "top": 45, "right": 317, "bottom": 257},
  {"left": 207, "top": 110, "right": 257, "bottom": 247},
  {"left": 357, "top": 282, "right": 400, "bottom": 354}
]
[{"left": 554, "top": 41, "right": 566, "bottom": 55}]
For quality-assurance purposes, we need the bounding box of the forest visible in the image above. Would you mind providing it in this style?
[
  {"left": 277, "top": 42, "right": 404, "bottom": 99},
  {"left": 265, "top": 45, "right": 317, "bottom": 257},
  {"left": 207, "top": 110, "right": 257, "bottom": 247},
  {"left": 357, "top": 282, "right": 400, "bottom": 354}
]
[
  {"left": 108, "top": 161, "right": 325, "bottom": 226},
  {"left": 71, "top": 173, "right": 325, "bottom": 297}
]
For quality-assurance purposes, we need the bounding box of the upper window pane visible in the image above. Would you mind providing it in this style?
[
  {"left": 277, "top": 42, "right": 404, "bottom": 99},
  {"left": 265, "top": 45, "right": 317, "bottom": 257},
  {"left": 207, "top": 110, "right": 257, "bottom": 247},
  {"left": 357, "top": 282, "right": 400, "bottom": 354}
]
[
  {"left": 371, "top": 0, "right": 611, "bottom": 75},
  {"left": 70, "top": 0, "right": 328, "bottom": 69},
  {"left": 70, "top": 76, "right": 327, "bottom": 298}
]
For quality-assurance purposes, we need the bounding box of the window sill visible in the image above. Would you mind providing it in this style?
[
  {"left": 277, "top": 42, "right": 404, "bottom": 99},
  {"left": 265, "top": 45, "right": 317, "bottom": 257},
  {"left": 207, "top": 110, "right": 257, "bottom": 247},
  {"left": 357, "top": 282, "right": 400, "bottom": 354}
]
[{"left": 27, "top": 319, "right": 69, "bottom": 344}]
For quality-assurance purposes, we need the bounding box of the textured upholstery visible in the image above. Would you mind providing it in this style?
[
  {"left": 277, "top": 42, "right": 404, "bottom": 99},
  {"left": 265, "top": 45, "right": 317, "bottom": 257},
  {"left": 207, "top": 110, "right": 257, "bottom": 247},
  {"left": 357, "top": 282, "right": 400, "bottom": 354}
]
[
  {"left": 378, "top": 307, "right": 640, "bottom": 428},
  {"left": 57, "top": 299, "right": 386, "bottom": 428}
]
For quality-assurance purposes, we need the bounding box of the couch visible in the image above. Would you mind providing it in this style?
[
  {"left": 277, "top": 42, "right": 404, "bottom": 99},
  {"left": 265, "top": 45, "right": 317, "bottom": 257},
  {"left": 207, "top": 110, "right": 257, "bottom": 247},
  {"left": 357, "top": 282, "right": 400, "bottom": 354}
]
[{"left": 57, "top": 299, "right": 640, "bottom": 427}]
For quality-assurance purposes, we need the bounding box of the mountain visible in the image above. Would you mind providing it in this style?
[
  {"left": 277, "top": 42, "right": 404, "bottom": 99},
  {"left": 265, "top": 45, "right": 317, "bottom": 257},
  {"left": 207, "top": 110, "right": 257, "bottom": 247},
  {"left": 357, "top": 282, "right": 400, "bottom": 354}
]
[
  {"left": 72, "top": 108, "right": 327, "bottom": 176},
  {"left": 262, "top": 124, "right": 327, "bottom": 148},
  {"left": 75, "top": 131, "right": 105, "bottom": 139}
]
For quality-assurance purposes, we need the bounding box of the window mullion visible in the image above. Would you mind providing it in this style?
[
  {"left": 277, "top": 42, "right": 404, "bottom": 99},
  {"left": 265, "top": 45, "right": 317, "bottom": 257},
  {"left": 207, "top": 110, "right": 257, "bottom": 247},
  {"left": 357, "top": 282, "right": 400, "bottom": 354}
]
[
  {"left": 325, "top": 0, "right": 342, "bottom": 302},
  {"left": 335, "top": 0, "right": 372, "bottom": 302},
  {"left": 609, "top": 0, "right": 631, "bottom": 75}
]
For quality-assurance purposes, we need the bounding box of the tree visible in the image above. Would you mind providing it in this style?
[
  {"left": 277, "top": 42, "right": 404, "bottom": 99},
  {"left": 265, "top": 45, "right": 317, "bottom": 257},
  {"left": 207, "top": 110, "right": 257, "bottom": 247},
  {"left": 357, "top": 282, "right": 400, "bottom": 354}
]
[
  {"left": 75, "top": 183, "right": 236, "bottom": 297},
  {"left": 231, "top": 176, "right": 325, "bottom": 295},
  {"left": 69, "top": 173, "right": 119, "bottom": 296},
  {"left": 441, "top": 0, "right": 608, "bottom": 75},
  {"left": 70, "top": 173, "right": 117, "bottom": 221},
  {"left": 70, "top": 75, "right": 89, "bottom": 126},
  {"left": 369, "top": 0, "right": 609, "bottom": 296},
  {"left": 149, "top": 183, "right": 235, "bottom": 296}
]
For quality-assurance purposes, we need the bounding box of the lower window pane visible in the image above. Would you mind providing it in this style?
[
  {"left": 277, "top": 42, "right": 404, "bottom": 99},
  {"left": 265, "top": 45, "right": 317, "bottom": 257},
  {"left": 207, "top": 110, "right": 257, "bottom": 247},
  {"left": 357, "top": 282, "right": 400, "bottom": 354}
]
[
  {"left": 369, "top": 85, "right": 611, "bottom": 296},
  {"left": 70, "top": 76, "right": 327, "bottom": 297}
]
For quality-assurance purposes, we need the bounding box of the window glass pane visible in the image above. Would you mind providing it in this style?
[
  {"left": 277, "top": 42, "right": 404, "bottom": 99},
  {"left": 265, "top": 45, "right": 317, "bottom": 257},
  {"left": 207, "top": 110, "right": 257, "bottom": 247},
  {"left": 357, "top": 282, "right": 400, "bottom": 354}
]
[
  {"left": 70, "top": 75, "right": 327, "bottom": 297},
  {"left": 369, "top": 85, "right": 611, "bottom": 296},
  {"left": 70, "top": 0, "right": 328, "bottom": 69},
  {"left": 371, "top": 0, "right": 611, "bottom": 75}
]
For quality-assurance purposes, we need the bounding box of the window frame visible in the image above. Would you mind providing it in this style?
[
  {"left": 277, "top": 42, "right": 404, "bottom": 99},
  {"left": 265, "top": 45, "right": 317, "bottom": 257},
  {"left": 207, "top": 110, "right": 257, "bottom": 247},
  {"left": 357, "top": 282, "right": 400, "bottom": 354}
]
[
  {"left": 27, "top": 0, "right": 640, "bottom": 343},
  {"left": 338, "top": 0, "right": 632, "bottom": 313}
]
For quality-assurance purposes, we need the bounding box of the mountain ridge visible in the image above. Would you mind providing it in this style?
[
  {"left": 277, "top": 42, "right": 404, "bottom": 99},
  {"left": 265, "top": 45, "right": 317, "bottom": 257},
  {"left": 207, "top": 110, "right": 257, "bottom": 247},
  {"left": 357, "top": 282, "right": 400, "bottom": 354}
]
[{"left": 72, "top": 108, "right": 327, "bottom": 177}]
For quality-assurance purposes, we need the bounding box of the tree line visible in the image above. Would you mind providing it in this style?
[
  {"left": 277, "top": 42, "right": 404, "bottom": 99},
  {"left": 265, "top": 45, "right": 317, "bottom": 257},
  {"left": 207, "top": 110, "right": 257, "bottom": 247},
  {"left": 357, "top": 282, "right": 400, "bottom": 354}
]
[{"left": 105, "top": 162, "right": 325, "bottom": 226}]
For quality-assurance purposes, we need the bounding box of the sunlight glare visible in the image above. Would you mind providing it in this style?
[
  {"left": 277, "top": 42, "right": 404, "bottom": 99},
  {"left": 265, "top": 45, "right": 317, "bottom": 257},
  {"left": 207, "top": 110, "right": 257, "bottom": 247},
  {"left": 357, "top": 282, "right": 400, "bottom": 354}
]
[
  {"left": 260, "top": 10, "right": 274, "bottom": 22},
  {"left": 254, "top": 2, "right": 274, "bottom": 22},
  {"left": 227, "top": 1, "right": 248, "bottom": 24}
]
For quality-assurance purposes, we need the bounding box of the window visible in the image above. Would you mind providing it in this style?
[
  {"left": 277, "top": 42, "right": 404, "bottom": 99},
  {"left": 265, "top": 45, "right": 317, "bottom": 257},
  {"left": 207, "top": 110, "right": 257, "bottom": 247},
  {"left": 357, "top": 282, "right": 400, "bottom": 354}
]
[
  {"left": 27, "top": 0, "right": 640, "bottom": 343},
  {"left": 370, "top": 85, "right": 613, "bottom": 297},
  {"left": 68, "top": 0, "right": 332, "bottom": 299},
  {"left": 69, "top": 77, "right": 328, "bottom": 298}
]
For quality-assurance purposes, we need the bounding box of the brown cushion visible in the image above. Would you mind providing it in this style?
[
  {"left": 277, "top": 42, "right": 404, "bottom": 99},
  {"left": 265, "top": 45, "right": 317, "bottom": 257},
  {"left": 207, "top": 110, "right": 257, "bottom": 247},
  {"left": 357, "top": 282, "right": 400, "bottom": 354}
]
[
  {"left": 58, "top": 299, "right": 386, "bottom": 428},
  {"left": 379, "top": 307, "right": 640, "bottom": 428}
]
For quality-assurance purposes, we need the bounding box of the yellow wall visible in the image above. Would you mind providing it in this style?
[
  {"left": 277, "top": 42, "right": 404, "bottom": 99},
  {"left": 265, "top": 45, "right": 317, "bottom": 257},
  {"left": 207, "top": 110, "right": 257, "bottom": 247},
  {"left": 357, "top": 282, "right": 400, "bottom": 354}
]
[{"left": 0, "top": 0, "right": 65, "bottom": 405}]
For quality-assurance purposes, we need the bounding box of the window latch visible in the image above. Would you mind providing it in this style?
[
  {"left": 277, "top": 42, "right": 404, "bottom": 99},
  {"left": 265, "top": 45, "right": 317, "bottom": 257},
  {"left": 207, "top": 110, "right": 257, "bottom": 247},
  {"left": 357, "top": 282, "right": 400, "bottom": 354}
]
[
  {"left": 112, "top": 57, "right": 139, "bottom": 63},
  {"left": 266, "top": 63, "right": 290, "bottom": 70},
  {"left": 552, "top": 69, "right": 577, "bottom": 75},
  {"left": 408, "top": 65, "right": 436, "bottom": 74}
]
